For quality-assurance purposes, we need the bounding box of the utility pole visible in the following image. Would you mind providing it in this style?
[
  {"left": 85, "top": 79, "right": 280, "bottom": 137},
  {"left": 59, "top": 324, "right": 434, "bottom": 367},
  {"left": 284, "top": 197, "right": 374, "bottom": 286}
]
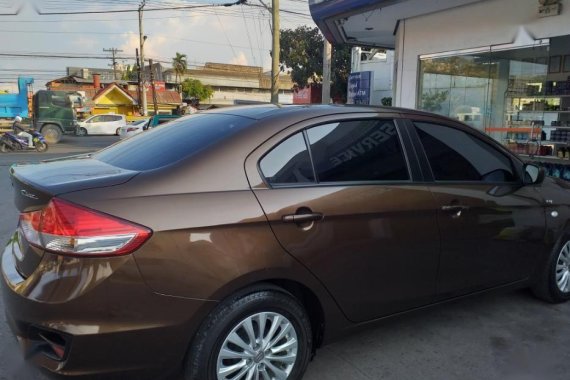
[
  {"left": 322, "top": 40, "right": 332, "bottom": 104},
  {"left": 149, "top": 59, "right": 158, "bottom": 114},
  {"left": 103, "top": 48, "right": 124, "bottom": 80},
  {"left": 138, "top": 0, "right": 148, "bottom": 116},
  {"left": 136, "top": 48, "right": 142, "bottom": 114},
  {"left": 271, "top": 0, "right": 280, "bottom": 103}
]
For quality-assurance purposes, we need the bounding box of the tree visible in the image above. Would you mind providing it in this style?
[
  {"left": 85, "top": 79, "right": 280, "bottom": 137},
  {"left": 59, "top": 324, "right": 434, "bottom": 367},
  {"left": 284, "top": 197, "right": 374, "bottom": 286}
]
[
  {"left": 280, "top": 26, "right": 351, "bottom": 102},
  {"left": 180, "top": 78, "right": 213, "bottom": 101},
  {"left": 172, "top": 52, "right": 188, "bottom": 92},
  {"left": 121, "top": 65, "right": 136, "bottom": 81}
]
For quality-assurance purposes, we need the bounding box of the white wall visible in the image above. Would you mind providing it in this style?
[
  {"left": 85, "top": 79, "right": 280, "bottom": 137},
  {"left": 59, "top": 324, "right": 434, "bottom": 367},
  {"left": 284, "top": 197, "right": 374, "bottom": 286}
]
[
  {"left": 351, "top": 48, "right": 395, "bottom": 105},
  {"left": 394, "top": 0, "right": 570, "bottom": 108}
]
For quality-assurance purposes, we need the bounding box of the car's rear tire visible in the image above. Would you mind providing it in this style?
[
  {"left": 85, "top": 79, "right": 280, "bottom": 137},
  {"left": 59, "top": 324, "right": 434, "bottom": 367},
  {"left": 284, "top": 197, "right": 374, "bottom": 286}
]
[
  {"left": 532, "top": 237, "right": 570, "bottom": 303},
  {"left": 185, "top": 289, "right": 312, "bottom": 380},
  {"left": 41, "top": 124, "right": 62, "bottom": 144},
  {"left": 116, "top": 127, "right": 121, "bottom": 136}
]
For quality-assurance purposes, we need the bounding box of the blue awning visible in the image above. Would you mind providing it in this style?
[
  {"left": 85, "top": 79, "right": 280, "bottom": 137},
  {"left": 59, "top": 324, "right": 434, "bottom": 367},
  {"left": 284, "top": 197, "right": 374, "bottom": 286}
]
[{"left": 309, "top": 0, "right": 485, "bottom": 49}]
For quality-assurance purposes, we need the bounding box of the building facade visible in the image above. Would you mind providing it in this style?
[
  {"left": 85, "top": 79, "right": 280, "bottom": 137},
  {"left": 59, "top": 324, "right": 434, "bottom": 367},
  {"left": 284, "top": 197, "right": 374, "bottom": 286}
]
[
  {"left": 311, "top": 0, "right": 570, "bottom": 159},
  {"left": 163, "top": 62, "right": 294, "bottom": 105}
]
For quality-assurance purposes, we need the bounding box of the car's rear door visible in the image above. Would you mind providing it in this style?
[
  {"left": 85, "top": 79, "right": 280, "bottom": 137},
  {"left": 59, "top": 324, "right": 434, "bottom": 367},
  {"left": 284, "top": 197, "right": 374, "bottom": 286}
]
[
  {"left": 245, "top": 113, "right": 441, "bottom": 323},
  {"left": 404, "top": 117, "right": 547, "bottom": 298}
]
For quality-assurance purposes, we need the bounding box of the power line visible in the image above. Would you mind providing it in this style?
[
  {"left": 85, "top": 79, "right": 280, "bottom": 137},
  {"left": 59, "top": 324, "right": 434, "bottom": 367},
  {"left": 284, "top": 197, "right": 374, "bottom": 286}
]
[{"left": 33, "top": 0, "right": 246, "bottom": 15}]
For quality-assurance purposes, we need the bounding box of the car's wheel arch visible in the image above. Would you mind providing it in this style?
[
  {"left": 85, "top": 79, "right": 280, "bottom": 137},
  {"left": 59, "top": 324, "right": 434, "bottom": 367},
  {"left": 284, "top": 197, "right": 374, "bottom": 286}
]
[{"left": 190, "top": 272, "right": 346, "bottom": 355}]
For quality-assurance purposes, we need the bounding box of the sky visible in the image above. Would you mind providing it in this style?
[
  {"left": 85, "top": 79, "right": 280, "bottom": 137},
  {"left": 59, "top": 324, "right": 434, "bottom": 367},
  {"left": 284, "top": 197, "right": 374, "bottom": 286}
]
[{"left": 0, "top": 0, "right": 315, "bottom": 91}]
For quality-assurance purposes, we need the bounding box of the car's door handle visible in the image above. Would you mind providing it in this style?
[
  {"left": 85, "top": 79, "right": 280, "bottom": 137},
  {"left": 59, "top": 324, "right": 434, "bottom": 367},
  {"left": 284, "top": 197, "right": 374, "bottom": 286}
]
[
  {"left": 441, "top": 205, "right": 470, "bottom": 212},
  {"left": 441, "top": 204, "right": 469, "bottom": 219},
  {"left": 282, "top": 212, "right": 323, "bottom": 224}
]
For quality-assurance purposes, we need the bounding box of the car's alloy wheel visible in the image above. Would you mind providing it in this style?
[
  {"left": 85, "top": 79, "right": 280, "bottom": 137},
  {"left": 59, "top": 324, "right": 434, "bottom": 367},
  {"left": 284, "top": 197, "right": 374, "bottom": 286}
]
[
  {"left": 185, "top": 289, "right": 312, "bottom": 380},
  {"left": 216, "top": 312, "right": 298, "bottom": 380},
  {"left": 533, "top": 237, "right": 570, "bottom": 303},
  {"left": 555, "top": 241, "right": 570, "bottom": 293}
]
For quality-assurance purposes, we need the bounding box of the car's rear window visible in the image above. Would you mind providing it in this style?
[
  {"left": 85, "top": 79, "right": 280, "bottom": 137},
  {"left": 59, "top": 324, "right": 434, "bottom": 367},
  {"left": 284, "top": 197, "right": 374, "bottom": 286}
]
[{"left": 94, "top": 113, "right": 253, "bottom": 171}]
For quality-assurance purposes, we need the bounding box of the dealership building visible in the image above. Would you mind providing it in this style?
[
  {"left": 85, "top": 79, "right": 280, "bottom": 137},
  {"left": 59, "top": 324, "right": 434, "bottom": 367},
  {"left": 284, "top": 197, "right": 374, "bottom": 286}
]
[{"left": 310, "top": 0, "right": 570, "bottom": 158}]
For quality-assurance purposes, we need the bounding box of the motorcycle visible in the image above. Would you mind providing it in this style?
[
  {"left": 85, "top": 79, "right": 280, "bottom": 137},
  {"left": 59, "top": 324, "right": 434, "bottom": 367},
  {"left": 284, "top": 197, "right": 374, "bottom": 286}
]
[{"left": 0, "top": 130, "right": 48, "bottom": 153}]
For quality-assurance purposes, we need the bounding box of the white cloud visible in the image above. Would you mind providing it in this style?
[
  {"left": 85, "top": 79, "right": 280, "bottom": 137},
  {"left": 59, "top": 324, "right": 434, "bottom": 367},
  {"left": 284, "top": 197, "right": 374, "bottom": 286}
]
[{"left": 229, "top": 51, "right": 249, "bottom": 66}]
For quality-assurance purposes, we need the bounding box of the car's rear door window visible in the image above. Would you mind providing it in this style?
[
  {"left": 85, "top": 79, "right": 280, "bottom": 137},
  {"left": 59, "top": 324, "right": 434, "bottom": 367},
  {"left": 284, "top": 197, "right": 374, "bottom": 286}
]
[
  {"left": 260, "top": 132, "right": 315, "bottom": 185},
  {"left": 307, "top": 119, "right": 409, "bottom": 182},
  {"left": 414, "top": 122, "right": 516, "bottom": 182}
]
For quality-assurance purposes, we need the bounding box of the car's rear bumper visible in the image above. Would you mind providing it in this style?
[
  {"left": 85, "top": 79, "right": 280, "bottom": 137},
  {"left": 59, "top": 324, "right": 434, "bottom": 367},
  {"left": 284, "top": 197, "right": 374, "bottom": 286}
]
[{"left": 1, "top": 235, "right": 216, "bottom": 378}]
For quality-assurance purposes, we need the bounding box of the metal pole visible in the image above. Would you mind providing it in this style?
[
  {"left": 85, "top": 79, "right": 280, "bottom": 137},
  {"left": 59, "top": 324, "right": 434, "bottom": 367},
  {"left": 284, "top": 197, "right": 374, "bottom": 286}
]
[
  {"left": 135, "top": 48, "right": 142, "bottom": 114},
  {"left": 104, "top": 48, "right": 124, "bottom": 80},
  {"left": 322, "top": 39, "right": 332, "bottom": 104},
  {"left": 139, "top": 1, "right": 148, "bottom": 116},
  {"left": 149, "top": 59, "right": 158, "bottom": 114},
  {"left": 271, "top": 0, "right": 280, "bottom": 104}
]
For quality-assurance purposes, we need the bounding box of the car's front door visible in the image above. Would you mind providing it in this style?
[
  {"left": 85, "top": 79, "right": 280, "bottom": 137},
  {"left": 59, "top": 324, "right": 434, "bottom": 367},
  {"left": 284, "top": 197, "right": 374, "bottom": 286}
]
[
  {"left": 86, "top": 115, "right": 104, "bottom": 134},
  {"left": 408, "top": 120, "right": 547, "bottom": 298},
  {"left": 246, "top": 116, "right": 441, "bottom": 323}
]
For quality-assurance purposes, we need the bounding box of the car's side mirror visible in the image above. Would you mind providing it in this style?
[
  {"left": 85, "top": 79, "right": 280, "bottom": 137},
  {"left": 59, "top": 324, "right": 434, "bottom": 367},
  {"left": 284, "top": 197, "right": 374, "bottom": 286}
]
[{"left": 523, "top": 163, "right": 545, "bottom": 185}]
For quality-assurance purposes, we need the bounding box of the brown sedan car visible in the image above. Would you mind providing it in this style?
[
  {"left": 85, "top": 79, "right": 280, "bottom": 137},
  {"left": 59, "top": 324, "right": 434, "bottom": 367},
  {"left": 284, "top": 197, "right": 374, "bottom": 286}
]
[{"left": 2, "top": 105, "right": 570, "bottom": 379}]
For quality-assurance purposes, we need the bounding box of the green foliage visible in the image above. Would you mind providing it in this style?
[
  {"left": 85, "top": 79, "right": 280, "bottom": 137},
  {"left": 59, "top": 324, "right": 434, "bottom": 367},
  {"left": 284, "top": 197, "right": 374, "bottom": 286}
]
[
  {"left": 280, "top": 26, "right": 324, "bottom": 87},
  {"left": 420, "top": 90, "right": 449, "bottom": 112},
  {"left": 121, "top": 65, "right": 137, "bottom": 81},
  {"left": 181, "top": 78, "right": 213, "bottom": 101},
  {"left": 172, "top": 52, "right": 188, "bottom": 91},
  {"left": 381, "top": 97, "right": 392, "bottom": 106},
  {"left": 280, "top": 26, "right": 351, "bottom": 102},
  {"left": 330, "top": 44, "right": 351, "bottom": 103}
]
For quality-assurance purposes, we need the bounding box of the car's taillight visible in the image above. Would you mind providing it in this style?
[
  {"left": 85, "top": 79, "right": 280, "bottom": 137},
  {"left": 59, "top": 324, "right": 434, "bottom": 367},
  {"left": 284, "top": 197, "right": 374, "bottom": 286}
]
[{"left": 19, "top": 198, "right": 152, "bottom": 257}]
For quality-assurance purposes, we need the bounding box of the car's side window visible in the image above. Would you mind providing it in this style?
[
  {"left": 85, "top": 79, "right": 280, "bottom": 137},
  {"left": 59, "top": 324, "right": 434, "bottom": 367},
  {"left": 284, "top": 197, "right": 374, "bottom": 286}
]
[
  {"left": 307, "top": 119, "right": 409, "bottom": 182},
  {"left": 260, "top": 132, "right": 315, "bottom": 185},
  {"left": 89, "top": 116, "right": 102, "bottom": 123},
  {"left": 414, "top": 122, "right": 517, "bottom": 182}
]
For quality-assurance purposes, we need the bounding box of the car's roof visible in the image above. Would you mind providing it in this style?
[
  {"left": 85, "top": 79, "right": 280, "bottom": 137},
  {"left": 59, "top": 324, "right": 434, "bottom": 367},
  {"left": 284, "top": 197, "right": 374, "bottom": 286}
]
[
  {"left": 203, "top": 104, "right": 447, "bottom": 121},
  {"left": 204, "top": 104, "right": 381, "bottom": 120}
]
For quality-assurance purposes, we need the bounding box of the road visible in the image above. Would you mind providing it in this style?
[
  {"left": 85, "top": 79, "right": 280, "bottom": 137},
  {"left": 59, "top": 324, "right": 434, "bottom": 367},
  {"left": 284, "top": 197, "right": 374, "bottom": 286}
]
[{"left": 1, "top": 136, "right": 570, "bottom": 380}]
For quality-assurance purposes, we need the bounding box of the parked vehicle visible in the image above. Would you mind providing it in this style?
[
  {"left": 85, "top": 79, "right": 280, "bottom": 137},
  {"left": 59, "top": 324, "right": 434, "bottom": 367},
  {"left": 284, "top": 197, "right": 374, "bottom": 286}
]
[
  {"left": 119, "top": 115, "right": 181, "bottom": 139},
  {"left": 77, "top": 114, "right": 126, "bottom": 136},
  {"left": 118, "top": 118, "right": 150, "bottom": 139},
  {"left": 0, "top": 129, "right": 47, "bottom": 152},
  {"left": 145, "top": 114, "right": 181, "bottom": 129},
  {"left": 2, "top": 105, "right": 569, "bottom": 380}
]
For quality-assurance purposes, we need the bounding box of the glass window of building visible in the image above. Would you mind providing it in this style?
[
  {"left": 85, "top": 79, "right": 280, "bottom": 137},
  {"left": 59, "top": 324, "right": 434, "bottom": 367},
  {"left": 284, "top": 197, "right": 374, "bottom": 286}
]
[{"left": 417, "top": 35, "right": 570, "bottom": 160}]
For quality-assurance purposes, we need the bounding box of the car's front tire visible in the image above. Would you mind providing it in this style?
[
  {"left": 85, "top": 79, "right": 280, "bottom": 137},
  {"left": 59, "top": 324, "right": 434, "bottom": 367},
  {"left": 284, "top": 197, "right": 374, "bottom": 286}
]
[
  {"left": 533, "top": 237, "right": 570, "bottom": 303},
  {"left": 185, "top": 289, "right": 312, "bottom": 380}
]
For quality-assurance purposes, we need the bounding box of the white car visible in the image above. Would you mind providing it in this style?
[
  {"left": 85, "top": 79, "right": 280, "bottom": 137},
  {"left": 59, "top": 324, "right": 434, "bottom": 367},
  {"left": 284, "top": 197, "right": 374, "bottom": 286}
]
[
  {"left": 77, "top": 114, "right": 127, "bottom": 136},
  {"left": 119, "top": 118, "right": 150, "bottom": 139}
]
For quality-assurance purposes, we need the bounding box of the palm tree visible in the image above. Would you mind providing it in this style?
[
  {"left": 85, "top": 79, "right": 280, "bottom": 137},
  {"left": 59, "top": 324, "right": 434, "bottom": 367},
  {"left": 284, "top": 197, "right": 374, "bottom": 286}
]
[{"left": 172, "top": 52, "right": 188, "bottom": 93}]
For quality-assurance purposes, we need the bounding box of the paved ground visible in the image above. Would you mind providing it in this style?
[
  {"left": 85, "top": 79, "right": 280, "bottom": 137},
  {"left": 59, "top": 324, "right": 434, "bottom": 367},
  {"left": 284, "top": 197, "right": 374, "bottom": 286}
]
[{"left": 1, "top": 136, "right": 570, "bottom": 380}]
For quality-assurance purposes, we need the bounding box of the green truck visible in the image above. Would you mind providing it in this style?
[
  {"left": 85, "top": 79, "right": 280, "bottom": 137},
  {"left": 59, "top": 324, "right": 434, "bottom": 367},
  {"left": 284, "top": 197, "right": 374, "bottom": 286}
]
[
  {"left": 0, "top": 77, "right": 79, "bottom": 144},
  {"left": 32, "top": 90, "right": 79, "bottom": 144}
]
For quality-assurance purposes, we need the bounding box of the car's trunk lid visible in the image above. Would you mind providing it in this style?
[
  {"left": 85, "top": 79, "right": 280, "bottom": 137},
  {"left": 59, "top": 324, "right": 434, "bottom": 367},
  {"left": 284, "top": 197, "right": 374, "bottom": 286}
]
[{"left": 8, "top": 157, "right": 139, "bottom": 278}]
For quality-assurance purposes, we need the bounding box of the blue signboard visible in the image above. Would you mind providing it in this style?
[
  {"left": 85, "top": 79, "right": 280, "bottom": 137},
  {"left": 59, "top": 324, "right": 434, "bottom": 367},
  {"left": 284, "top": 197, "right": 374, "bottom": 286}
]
[{"left": 347, "top": 71, "right": 372, "bottom": 105}]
